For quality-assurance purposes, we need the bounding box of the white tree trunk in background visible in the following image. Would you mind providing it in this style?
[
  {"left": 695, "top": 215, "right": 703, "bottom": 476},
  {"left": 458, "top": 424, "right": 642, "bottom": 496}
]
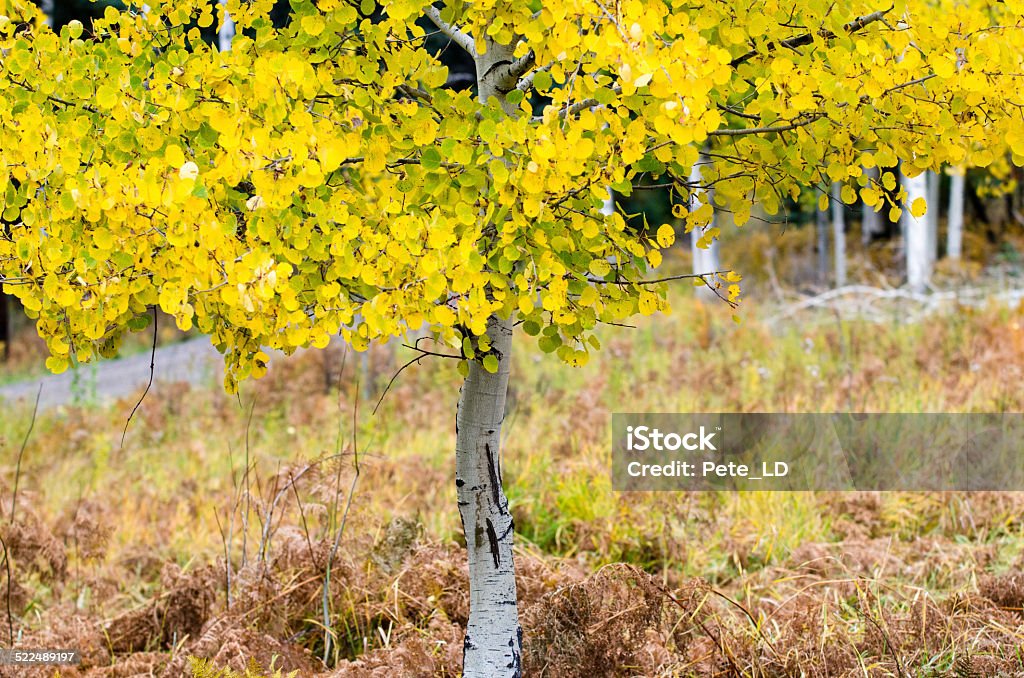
[
  {"left": 901, "top": 168, "right": 930, "bottom": 293},
  {"left": 862, "top": 166, "right": 882, "bottom": 245},
  {"left": 454, "top": 35, "right": 522, "bottom": 678},
  {"left": 218, "top": 0, "right": 235, "bottom": 52},
  {"left": 41, "top": 0, "right": 53, "bottom": 26},
  {"left": 456, "top": 316, "right": 520, "bottom": 677},
  {"left": 832, "top": 182, "right": 847, "bottom": 287},
  {"left": 816, "top": 197, "right": 829, "bottom": 286},
  {"left": 600, "top": 187, "right": 614, "bottom": 216},
  {"left": 926, "top": 169, "right": 940, "bottom": 265},
  {"left": 689, "top": 156, "right": 720, "bottom": 300},
  {"left": 947, "top": 169, "right": 965, "bottom": 261}
]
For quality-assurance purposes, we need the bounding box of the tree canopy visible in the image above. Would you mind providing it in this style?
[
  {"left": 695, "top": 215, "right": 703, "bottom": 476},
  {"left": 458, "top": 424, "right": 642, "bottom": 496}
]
[{"left": 1, "top": 0, "right": 1022, "bottom": 389}]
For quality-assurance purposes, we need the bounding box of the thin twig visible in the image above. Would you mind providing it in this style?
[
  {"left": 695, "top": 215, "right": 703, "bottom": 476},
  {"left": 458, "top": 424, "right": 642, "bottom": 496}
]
[
  {"left": 291, "top": 481, "right": 320, "bottom": 574},
  {"left": 10, "top": 384, "right": 41, "bottom": 524},
  {"left": 586, "top": 270, "right": 731, "bottom": 286},
  {"left": 0, "top": 534, "right": 11, "bottom": 646},
  {"left": 729, "top": 9, "right": 892, "bottom": 68},
  {"left": 324, "top": 384, "right": 363, "bottom": 663},
  {"left": 372, "top": 340, "right": 459, "bottom": 415},
  {"left": 241, "top": 396, "right": 258, "bottom": 568},
  {"left": 212, "top": 508, "right": 231, "bottom": 609},
  {"left": 860, "top": 601, "right": 907, "bottom": 677},
  {"left": 708, "top": 114, "right": 826, "bottom": 137},
  {"left": 121, "top": 307, "right": 158, "bottom": 448}
]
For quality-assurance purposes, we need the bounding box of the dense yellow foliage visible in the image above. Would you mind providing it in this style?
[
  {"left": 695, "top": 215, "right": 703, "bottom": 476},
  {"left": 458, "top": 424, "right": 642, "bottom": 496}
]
[{"left": 0, "top": 0, "right": 1021, "bottom": 389}]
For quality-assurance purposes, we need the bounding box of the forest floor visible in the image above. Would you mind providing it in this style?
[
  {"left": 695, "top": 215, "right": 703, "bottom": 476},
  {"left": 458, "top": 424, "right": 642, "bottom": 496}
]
[{"left": 2, "top": 277, "right": 1024, "bottom": 677}]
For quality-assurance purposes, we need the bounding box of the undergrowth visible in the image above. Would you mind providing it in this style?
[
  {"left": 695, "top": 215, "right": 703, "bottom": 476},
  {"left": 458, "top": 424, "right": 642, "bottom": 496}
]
[{"left": 1, "top": 288, "right": 1024, "bottom": 676}]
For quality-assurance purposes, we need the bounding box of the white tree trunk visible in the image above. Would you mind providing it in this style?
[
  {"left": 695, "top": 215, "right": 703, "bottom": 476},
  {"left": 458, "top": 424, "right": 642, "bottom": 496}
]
[
  {"left": 218, "top": 0, "right": 235, "bottom": 52},
  {"left": 40, "top": 0, "right": 53, "bottom": 26},
  {"left": 816, "top": 197, "right": 829, "bottom": 286},
  {"left": 689, "top": 155, "right": 720, "bottom": 300},
  {"left": 456, "top": 315, "right": 520, "bottom": 677},
  {"left": 600, "top": 187, "right": 614, "bottom": 216},
  {"left": 862, "top": 166, "right": 882, "bottom": 245},
  {"left": 926, "top": 169, "right": 940, "bottom": 265},
  {"left": 901, "top": 168, "right": 930, "bottom": 293},
  {"left": 832, "top": 182, "right": 847, "bottom": 287},
  {"left": 454, "top": 35, "right": 522, "bottom": 678},
  {"left": 947, "top": 169, "right": 965, "bottom": 261}
]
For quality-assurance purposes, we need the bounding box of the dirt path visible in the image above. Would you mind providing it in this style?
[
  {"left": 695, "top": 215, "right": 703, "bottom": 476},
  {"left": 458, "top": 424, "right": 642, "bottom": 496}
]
[{"left": 0, "top": 336, "right": 224, "bottom": 411}]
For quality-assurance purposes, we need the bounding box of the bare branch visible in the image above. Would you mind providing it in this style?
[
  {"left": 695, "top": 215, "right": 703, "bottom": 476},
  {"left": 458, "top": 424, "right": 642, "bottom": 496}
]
[
  {"left": 424, "top": 5, "right": 477, "bottom": 56},
  {"left": 507, "top": 49, "right": 536, "bottom": 80},
  {"left": 729, "top": 9, "right": 892, "bottom": 68},
  {"left": 121, "top": 306, "right": 158, "bottom": 448},
  {"left": 586, "top": 270, "right": 732, "bottom": 286},
  {"left": 708, "top": 113, "right": 825, "bottom": 137},
  {"left": 539, "top": 83, "right": 623, "bottom": 122},
  {"left": 9, "top": 384, "right": 41, "bottom": 525},
  {"left": 517, "top": 63, "right": 550, "bottom": 92}
]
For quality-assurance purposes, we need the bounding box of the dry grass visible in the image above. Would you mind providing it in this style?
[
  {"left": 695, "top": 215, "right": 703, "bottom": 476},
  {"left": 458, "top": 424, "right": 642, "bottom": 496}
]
[{"left": 2, "top": 290, "right": 1024, "bottom": 676}]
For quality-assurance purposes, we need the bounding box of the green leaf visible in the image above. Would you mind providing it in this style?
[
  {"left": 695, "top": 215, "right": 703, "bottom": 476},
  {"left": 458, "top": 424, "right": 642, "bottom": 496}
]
[
  {"left": 421, "top": 147, "right": 442, "bottom": 171},
  {"left": 482, "top": 354, "right": 499, "bottom": 373},
  {"left": 538, "top": 334, "right": 561, "bottom": 353},
  {"left": 128, "top": 314, "right": 152, "bottom": 332},
  {"left": 636, "top": 154, "right": 664, "bottom": 174}
]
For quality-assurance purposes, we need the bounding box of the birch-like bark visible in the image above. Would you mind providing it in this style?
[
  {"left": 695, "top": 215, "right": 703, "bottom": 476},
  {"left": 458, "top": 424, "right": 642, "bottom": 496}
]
[
  {"left": 40, "top": 0, "right": 54, "bottom": 27},
  {"left": 926, "top": 169, "right": 940, "bottom": 265},
  {"left": 218, "top": 0, "right": 235, "bottom": 52},
  {"left": 0, "top": 293, "right": 8, "bottom": 362},
  {"left": 815, "top": 196, "right": 829, "bottom": 287},
  {"left": 901, "top": 168, "right": 930, "bottom": 293},
  {"left": 600, "top": 187, "right": 615, "bottom": 216},
  {"left": 832, "top": 182, "right": 847, "bottom": 287},
  {"left": 455, "top": 315, "right": 520, "bottom": 677},
  {"left": 453, "top": 34, "right": 522, "bottom": 678},
  {"left": 689, "top": 155, "right": 720, "bottom": 301},
  {"left": 862, "top": 166, "right": 882, "bottom": 245},
  {"left": 947, "top": 169, "right": 965, "bottom": 261}
]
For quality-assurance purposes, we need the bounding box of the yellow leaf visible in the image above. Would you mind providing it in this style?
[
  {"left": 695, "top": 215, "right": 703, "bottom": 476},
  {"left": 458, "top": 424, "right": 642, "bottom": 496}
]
[
  {"left": 589, "top": 259, "right": 611, "bottom": 277},
  {"left": 656, "top": 224, "right": 675, "bottom": 248},
  {"left": 301, "top": 14, "right": 325, "bottom": 36},
  {"left": 165, "top": 144, "right": 185, "bottom": 167},
  {"left": 910, "top": 197, "right": 927, "bottom": 218},
  {"left": 46, "top": 356, "right": 69, "bottom": 374}
]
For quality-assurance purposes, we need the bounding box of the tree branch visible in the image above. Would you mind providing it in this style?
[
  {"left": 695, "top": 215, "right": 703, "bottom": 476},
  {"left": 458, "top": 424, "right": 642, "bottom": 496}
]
[
  {"left": 516, "top": 63, "right": 550, "bottom": 92},
  {"left": 729, "top": 9, "right": 892, "bottom": 69},
  {"left": 541, "top": 83, "right": 623, "bottom": 121},
  {"left": 708, "top": 113, "right": 825, "bottom": 137},
  {"left": 586, "top": 270, "right": 731, "bottom": 285},
  {"left": 507, "top": 49, "right": 536, "bottom": 80},
  {"left": 424, "top": 5, "right": 476, "bottom": 56}
]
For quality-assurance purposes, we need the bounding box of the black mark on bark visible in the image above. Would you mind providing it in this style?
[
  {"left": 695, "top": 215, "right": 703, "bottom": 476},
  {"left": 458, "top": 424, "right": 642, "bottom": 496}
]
[
  {"left": 485, "top": 442, "right": 504, "bottom": 514},
  {"left": 485, "top": 517, "right": 500, "bottom": 568}
]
